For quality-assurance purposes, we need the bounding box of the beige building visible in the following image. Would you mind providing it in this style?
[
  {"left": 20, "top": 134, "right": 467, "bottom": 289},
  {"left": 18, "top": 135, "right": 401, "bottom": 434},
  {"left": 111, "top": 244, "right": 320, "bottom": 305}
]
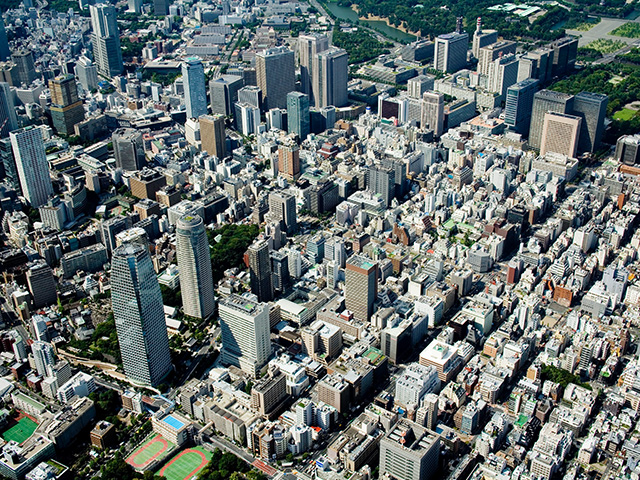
[
  {"left": 540, "top": 112, "right": 581, "bottom": 157},
  {"left": 200, "top": 114, "right": 226, "bottom": 160},
  {"left": 251, "top": 369, "right": 287, "bottom": 418}
]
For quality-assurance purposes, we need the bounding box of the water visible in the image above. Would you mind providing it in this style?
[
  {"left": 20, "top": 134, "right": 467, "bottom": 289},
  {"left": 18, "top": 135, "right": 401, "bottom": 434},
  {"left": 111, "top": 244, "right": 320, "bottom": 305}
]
[{"left": 324, "top": 1, "right": 416, "bottom": 43}]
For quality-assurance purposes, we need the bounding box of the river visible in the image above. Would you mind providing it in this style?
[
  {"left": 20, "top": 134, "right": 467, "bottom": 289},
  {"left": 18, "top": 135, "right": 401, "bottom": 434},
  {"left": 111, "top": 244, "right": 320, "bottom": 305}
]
[{"left": 324, "top": 1, "right": 416, "bottom": 43}]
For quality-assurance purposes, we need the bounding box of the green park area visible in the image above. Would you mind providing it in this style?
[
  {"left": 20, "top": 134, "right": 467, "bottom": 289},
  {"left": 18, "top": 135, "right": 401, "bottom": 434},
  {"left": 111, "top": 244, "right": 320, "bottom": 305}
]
[
  {"left": 611, "top": 22, "right": 640, "bottom": 38},
  {"left": 613, "top": 108, "right": 637, "bottom": 121}
]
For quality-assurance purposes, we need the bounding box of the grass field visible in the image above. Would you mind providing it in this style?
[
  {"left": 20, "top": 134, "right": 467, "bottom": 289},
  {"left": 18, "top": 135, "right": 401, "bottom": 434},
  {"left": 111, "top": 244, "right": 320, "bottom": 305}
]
[
  {"left": 157, "top": 447, "right": 212, "bottom": 480},
  {"left": 587, "top": 38, "right": 626, "bottom": 54},
  {"left": 614, "top": 108, "right": 638, "bottom": 121},
  {"left": 611, "top": 22, "right": 640, "bottom": 38},
  {"left": 2, "top": 417, "right": 38, "bottom": 444},
  {"left": 126, "top": 433, "right": 174, "bottom": 469}
]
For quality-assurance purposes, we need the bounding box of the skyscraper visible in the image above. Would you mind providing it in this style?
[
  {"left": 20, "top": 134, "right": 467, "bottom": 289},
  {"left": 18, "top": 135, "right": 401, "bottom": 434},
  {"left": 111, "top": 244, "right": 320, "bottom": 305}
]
[
  {"left": 176, "top": 214, "right": 215, "bottom": 320},
  {"left": 287, "top": 92, "right": 310, "bottom": 141},
  {"left": 219, "top": 294, "right": 271, "bottom": 377},
  {"left": 299, "top": 33, "right": 329, "bottom": 104},
  {"left": 540, "top": 112, "right": 582, "bottom": 157},
  {"left": 379, "top": 420, "right": 441, "bottom": 480},
  {"left": 0, "top": 20, "right": 10, "bottom": 62},
  {"left": 269, "top": 190, "right": 297, "bottom": 234},
  {"left": 256, "top": 47, "right": 295, "bottom": 110},
  {"left": 111, "top": 243, "right": 172, "bottom": 387},
  {"left": 572, "top": 92, "right": 608, "bottom": 154},
  {"left": 153, "top": 0, "right": 170, "bottom": 15},
  {"left": 199, "top": 114, "right": 226, "bottom": 159},
  {"left": 433, "top": 32, "right": 468, "bottom": 73},
  {"left": 112, "top": 128, "right": 145, "bottom": 171},
  {"left": 209, "top": 75, "right": 244, "bottom": 117},
  {"left": 248, "top": 240, "right": 273, "bottom": 302},
  {"left": 49, "top": 75, "right": 85, "bottom": 136},
  {"left": 476, "top": 40, "right": 516, "bottom": 76},
  {"left": 75, "top": 57, "right": 99, "bottom": 92},
  {"left": 183, "top": 58, "right": 208, "bottom": 119},
  {"left": 10, "top": 127, "right": 53, "bottom": 207},
  {"left": 237, "top": 85, "right": 263, "bottom": 109},
  {"left": 486, "top": 54, "right": 519, "bottom": 97},
  {"left": 11, "top": 50, "right": 37, "bottom": 86},
  {"left": 31, "top": 341, "right": 56, "bottom": 378},
  {"left": 26, "top": 260, "right": 57, "bottom": 308},
  {"left": 270, "top": 250, "right": 291, "bottom": 295},
  {"left": 367, "top": 165, "right": 396, "bottom": 207},
  {"left": 472, "top": 17, "right": 497, "bottom": 58},
  {"left": 90, "top": 4, "right": 123, "bottom": 77},
  {"left": 345, "top": 255, "right": 378, "bottom": 322},
  {"left": 408, "top": 75, "right": 435, "bottom": 100},
  {"left": 278, "top": 143, "right": 300, "bottom": 182},
  {"left": 504, "top": 78, "right": 539, "bottom": 135},
  {"left": 0, "top": 82, "right": 18, "bottom": 138},
  {"left": 234, "top": 103, "right": 261, "bottom": 136},
  {"left": 528, "top": 90, "right": 574, "bottom": 150},
  {"left": 313, "top": 47, "right": 349, "bottom": 108},
  {"left": 421, "top": 92, "right": 445, "bottom": 137}
]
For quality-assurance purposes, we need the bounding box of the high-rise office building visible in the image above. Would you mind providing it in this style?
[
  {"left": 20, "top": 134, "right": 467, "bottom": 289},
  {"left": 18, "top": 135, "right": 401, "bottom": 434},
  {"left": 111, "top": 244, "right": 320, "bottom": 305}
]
[
  {"left": 248, "top": 239, "right": 273, "bottom": 302},
  {"left": 209, "top": 75, "right": 244, "bottom": 117},
  {"left": 90, "top": 4, "right": 123, "bottom": 77},
  {"left": 0, "top": 20, "right": 9, "bottom": 62},
  {"left": 504, "top": 78, "right": 539, "bottom": 135},
  {"left": 299, "top": 33, "right": 329, "bottom": 104},
  {"left": 112, "top": 128, "right": 145, "bottom": 171},
  {"left": 434, "top": 32, "right": 468, "bottom": 73},
  {"left": 615, "top": 134, "right": 640, "bottom": 165},
  {"left": 219, "top": 294, "right": 271, "bottom": 377},
  {"left": 517, "top": 47, "right": 552, "bottom": 84},
  {"left": 287, "top": 92, "right": 310, "bottom": 141},
  {"left": 153, "top": 0, "right": 170, "bottom": 15},
  {"left": 367, "top": 165, "right": 396, "bottom": 207},
  {"left": 313, "top": 47, "right": 348, "bottom": 108},
  {"left": 26, "top": 260, "right": 57, "bottom": 309},
  {"left": 278, "top": 143, "right": 300, "bottom": 182},
  {"left": 111, "top": 243, "right": 172, "bottom": 387},
  {"left": 75, "top": 57, "right": 99, "bottom": 92},
  {"left": 551, "top": 36, "right": 578, "bottom": 76},
  {"left": 487, "top": 54, "right": 519, "bottom": 97},
  {"left": 540, "top": 112, "right": 582, "bottom": 157},
  {"left": 237, "top": 85, "right": 262, "bottom": 109},
  {"left": 270, "top": 250, "right": 291, "bottom": 295},
  {"left": 10, "top": 127, "right": 53, "bottom": 207},
  {"left": 256, "top": 47, "right": 295, "bottom": 110},
  {"left": 49, "top": 75, "right": 85, "bottom": 136},
  {"left": 11, "top": 50, "right": 37, "bottom": 86},
  {"left": 572, "top": 92, "right": 608, "bottom": 154},
  {"left": 200, "top": 114, "right": 226, "bottom": 159},
  {"left": 234, "top": 103, "right": 261, "bottom": 136},
  {"left": 379, "top": 420, "right": 441, "bottom": 480},
  {"left": 472, "top": 17, "right": 497, "bottom": 58},
  {"left": 345, "top": 255, "right": 378, "bottom": 322},
  {"left": 176, "top": 214, "right": 215, "bottom": 320},
  {"left": 408, "top": 75, "right": 435, "bottom": 100},
  {"left": 32, "top": 341, "right": 56, "bottom": 378},
  {"left": 0, "top": 138, "right": 17, "bottom": 188},
  {"left": 183, "top": 58, "right": 208, "bottom": 119},
  {"left": 477, "top": 40, "right": 517, "bottom": 76},
  {"left": 269, "top": 190, "right": 297, "bottom": 234},
  {"left": 0, "top": 82, "right": 18, "bottom": 138},
  {"left": 528, "top": 90, "right": 574, "bottom": 150},
  {"left": 421, "top": 92, "right": 445, "bottom": 137}
]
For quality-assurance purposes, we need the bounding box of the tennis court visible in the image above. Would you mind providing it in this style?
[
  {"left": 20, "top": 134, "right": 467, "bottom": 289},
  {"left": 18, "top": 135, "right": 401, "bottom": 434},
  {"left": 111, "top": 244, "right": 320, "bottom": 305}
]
[
  {"left": 126, "top": 433, "right": 173, "bottom": 469},
  {"left": 157, "top": 447, "right": 211, "bottom": 480},
  {"left": 2, "top": 416, "right": 38, "bottom": 444}
]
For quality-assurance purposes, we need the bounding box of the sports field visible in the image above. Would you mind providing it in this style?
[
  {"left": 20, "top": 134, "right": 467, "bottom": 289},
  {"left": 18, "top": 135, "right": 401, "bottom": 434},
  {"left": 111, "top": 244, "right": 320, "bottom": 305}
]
[
  {"left": 2, "top": 416, "right": 38, "bottom": 444},
  {"left": 126, "top": 433, "right": 174, "bottom": 469},
  {"left": 157, "top": 447, "right": 212, "bottom": 480}
]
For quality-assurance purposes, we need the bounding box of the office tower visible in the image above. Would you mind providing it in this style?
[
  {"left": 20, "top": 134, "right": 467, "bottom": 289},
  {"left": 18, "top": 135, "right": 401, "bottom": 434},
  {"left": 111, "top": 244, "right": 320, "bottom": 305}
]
[
  {"left": 517, "top": 47, "right": 552, "bottom": 84},
  {"left": 1, "top": 138, "right": 17, "bottom": 188},
  {"left": 248, "top": 240, "right": 273, "bottom": 302},
  {"left": 10, "top": 127, "right": 53, "bottom": 207},
  {"left": 306, "top": 234, "right": 325, "bottom": 264},
  {"left": 26, "top": 260, "right": 57, "bottom": 308},
  {"left": 0, "top": 82, "right": 18, "bottom": 138},
  {"left": 504, "top": 78, "right": 539, "bottom": 135},
  {"left": 266, "top": 108, "right": 287, "bottom": 131},
  {"left": 219, "top": 294, "right": 271, "bottom": 377},
  {"left": 111, "top": 243, "right": 172, "bottom": 387},
  {"left": 112, "top": 128, "right": 145, "bottom": 171},
  {"left": 487, "top": 54, "right": 519, "bottom": 96},
  {"left": 615, "top": 134, "right": 640, "bottom": 165},
  {"left": 287, "top": 92, "right": 310, "bottom": 141},
  {"left": 75, "top": 57, "right": 99, "bottom": 92},
  {"left": 313, "top": 47, "right": 348, "bottom": 108},
  {"left": 528, "top": 90, "right": 574, "bottom": 150},
  {"left": 256, "top": 46, "right": 295, "bottom": 110},
  {"left": 345, "top": 255, "right": 378, "bottom": 322},
  {"left": 128, "top": 0, "right": 143, "bottom": 13},
  {"left": 379, "top": 420, "right": 441, "bottom": 480},
  {"left": 419, "top": 393, "right": 439, "bottom": 430},
  {"left": 0, "top": 20, "right": 8, "bottom": 62},
  {"left": 153, "top": 0, "right": 169, "bottom": 15},
  {"left": 278, "top": 143, "right": 300, "bottom": 182},
  {"left": 540, "top": 112, "right": 582, "bottom": 157},
  {"left": 237, "top": 85, "right": 262, "bottom": 109},
  {"left": 271, "top": 250, "right": 291, "bottom": 295},
  {"left": 572, "top": 92, "right": 608, "bottom": 154},
  {"left": 551, "top": 37, "right": 578, "bottom": 76},
  {"left": 100, "top": 216, "right": 128, "bottom": 253},
  {"left": 402, "top": 39, "right": 435, "bottom": 62},
  {"left": 49, "top": 75, "right": 85, "bottom": 136},
  {"left": 434, "top": 32, "right": 468, "bottom": 73},
  {"left": 299, "top": 33, "right": 329, "bottom": 104},
  {"left": 472, "top": 17, "right": 497, "bottom": 58},
  {"left": 408, "top": 75, "right": 435, "bottom": 100},
  {"left": 11, "top": 50, "right": 37, "bottom": 86},
  {"left": 477, "top": 41, "right": 517, "bottom": 76},
  {"left": 32, "top": 341, "right": 56, "bottom": 377},
  {"left": 176, "top": 214, "right": 215, "bottom": 320},
  {"left": 210, "top": 75, "right": 244, "bottom": 116},
  {"left": 367, "top": 165, "right": 396, "bottom": 207},
  {"left": 183, "top": 58, "right": 207, "bottom": 119},
  {"left": 234, "top": 103, "right": 261, "bottom": 136},
  {"left": 269, "top": 190, "right": 297, "bottom": 234},
  {"left": 200, "top": 114, "right": 226, "bottom": 159},
  {"left": 421, "top": 92, "right": 445, "bottom": 137},
  {"left": 90, "top": 4, "right": 123, "bottom": 77}
]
